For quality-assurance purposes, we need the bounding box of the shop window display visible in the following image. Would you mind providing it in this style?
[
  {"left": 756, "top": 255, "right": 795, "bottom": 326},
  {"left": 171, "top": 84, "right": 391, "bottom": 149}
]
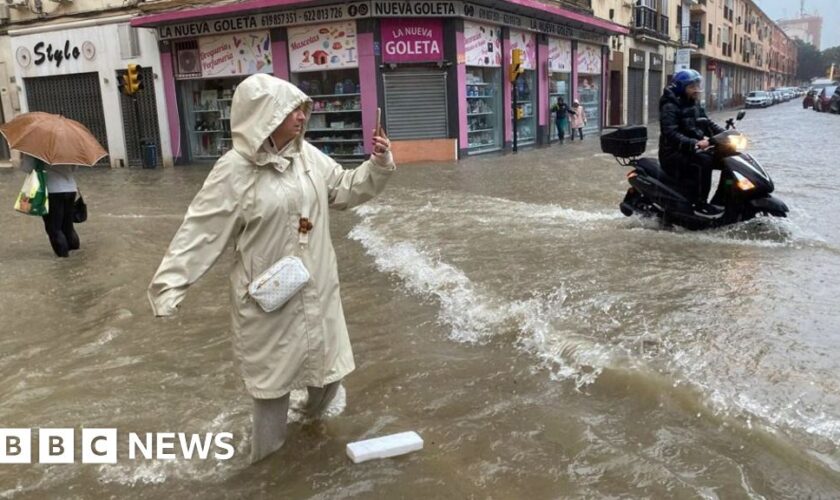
[
  {"left": 577, "top": 75, "right": 601, "bottom": 135},
  {"left": 180, "top": 77, "right": 246, "bottom": 161},
  {"left": 515, "top": 70, "right": 536, "bottom": 146},
  {"left": 466, "top": 67, "right": 502, "bottom": 154},
  {"left": 292, "top": 69, "right": 364, "bottom": 162}
]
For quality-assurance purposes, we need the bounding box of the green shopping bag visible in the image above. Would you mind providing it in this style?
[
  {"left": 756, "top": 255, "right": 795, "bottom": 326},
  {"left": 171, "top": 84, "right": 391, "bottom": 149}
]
[{"left": 14, "top": 159, "right": 49, "bottom": 216}]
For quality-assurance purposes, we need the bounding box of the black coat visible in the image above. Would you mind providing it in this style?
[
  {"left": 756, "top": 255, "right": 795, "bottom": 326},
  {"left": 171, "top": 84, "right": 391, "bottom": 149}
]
[{"left": 658, "top": 87, "right": 724, "bottom": 171}]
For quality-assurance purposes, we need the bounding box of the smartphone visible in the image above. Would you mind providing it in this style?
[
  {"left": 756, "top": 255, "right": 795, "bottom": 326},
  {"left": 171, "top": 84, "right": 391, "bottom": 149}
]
[{"left": 375, "top": 107, "right": 382, "bottom": 136}]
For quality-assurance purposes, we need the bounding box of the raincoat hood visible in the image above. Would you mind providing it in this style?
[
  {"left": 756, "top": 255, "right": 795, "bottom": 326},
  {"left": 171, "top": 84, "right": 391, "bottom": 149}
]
[{"left": 231, "top": 73, "right": 312, "bottom": 168}]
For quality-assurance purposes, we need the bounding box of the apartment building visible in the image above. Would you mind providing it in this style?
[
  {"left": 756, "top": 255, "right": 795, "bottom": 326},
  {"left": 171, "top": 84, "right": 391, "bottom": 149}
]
[{"left": 593, "top": 0, "right": 797, "bottom": 125}]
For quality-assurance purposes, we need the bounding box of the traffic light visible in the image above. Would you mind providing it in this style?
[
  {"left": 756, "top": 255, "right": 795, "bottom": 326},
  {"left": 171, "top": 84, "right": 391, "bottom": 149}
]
[
  {"left": 509, "top": 48, "right": 524, "bottom": 82},
  {"left": 120, "top": 64, "right": 144, "bottom": 96}
]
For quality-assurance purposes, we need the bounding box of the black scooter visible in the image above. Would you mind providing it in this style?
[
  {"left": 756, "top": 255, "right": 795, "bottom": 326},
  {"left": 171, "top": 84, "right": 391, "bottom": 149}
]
[{"left": 600, "top": 111, "right": 789, "bottom": 230}]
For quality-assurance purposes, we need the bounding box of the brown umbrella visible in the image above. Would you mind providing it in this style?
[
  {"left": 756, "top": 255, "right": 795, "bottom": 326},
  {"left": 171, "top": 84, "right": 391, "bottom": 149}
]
[{"left": 0, "top": 111, "right": 107, "bottom": 166}]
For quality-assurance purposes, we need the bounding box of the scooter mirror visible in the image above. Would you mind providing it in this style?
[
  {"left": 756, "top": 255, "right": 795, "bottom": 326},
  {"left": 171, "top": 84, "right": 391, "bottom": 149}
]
[{"left": 736, "top": 110, "right": 746, "bottom": 120}]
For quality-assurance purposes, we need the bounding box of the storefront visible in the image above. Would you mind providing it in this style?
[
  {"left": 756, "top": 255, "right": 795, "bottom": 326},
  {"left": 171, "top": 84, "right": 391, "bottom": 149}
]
[
  {"left": 576, "top": 42, "right": 602, "bottom": 135},
  {"left": 288, "top": 21, "right": 364, "bottom": 162},
  {"left": 9, "top": 16, "right": 170, "bottom": 168},
  {"left": 510, "top": 30, "right": 536, "bottom": 147},
  {"left": 463, "top": 21, "right": 503, "bottom": 154},
  {"left": 173, "top": 31, "right": 273, "bottom": 161},
  {"left": 133, "top": 1, "right": 627, "bottom": 163},
  {"left": 547, "top": 37, "right": 572, "bottom": 143}
]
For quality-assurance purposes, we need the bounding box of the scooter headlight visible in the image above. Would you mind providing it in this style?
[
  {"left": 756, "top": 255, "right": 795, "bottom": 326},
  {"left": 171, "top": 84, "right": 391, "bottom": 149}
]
[
  {"left": 733, "top": 171, "right": 756, "bottom": 191},
  {"left": 728, "top": 134, "right": 748, "bottom": 152}
]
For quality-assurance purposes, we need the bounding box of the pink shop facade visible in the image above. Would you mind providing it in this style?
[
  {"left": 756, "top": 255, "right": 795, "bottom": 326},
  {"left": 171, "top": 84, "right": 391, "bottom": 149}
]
[{"left": 132, "top": 1, "right": 628, "bottom": 163}]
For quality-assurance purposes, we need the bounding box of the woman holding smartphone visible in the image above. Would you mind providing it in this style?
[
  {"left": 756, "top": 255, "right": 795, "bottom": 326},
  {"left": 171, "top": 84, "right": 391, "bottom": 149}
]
[{"left": 148, "top": 73, "right": 395, "bottom": 463}]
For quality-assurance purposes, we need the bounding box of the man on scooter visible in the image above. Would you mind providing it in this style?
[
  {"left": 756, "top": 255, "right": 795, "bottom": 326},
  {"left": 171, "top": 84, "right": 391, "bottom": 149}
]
[{"left": 659, "top": 69, "right": 726, "bottom": 216}]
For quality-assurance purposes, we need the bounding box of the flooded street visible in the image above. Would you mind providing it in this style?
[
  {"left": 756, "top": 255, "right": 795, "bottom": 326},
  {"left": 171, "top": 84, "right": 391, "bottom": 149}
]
[{"left": 2, "top": 100, "right": 840, "bottom": 497}]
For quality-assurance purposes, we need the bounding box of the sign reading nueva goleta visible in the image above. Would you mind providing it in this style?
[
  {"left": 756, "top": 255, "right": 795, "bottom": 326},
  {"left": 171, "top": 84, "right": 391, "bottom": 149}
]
[{"left": 156, "top": 1, "right": 608, "bottom": 45}]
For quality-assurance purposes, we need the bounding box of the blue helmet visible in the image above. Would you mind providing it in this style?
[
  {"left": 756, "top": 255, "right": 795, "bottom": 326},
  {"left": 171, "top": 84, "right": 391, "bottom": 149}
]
[{"left": 671, "top": 69, "right": 702, "bottom": 96}]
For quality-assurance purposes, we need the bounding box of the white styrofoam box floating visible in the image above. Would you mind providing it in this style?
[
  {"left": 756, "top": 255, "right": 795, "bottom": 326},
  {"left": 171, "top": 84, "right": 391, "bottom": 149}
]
[{"left": 346, "top": 431, "right": 424, "bottom": 464}]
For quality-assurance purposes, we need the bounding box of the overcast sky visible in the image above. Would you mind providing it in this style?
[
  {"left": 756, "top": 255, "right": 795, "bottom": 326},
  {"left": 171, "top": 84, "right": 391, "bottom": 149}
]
[{"left": 754, "top": 0, "right": 839, "bottom": 49}]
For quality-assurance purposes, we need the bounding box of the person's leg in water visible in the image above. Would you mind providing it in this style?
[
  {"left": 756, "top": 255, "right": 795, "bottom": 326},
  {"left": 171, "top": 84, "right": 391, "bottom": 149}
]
[
  {"left": 556, "top": 120, "right": 565, "bottom": 143},
  {"left": 63, "top": 194, "right": 80, "bottom": 250},
  {"left": 304, "top": 381, "right": 341, "bottom": 417},
  {"left": 249, "top": 380, "right": 341, "bottom": 463},
  {"left": 41, "top": 193, "right": 72, "bottom": 257},
  {"left": 251, "top": 395, "right": 290, "bottom": 463}
]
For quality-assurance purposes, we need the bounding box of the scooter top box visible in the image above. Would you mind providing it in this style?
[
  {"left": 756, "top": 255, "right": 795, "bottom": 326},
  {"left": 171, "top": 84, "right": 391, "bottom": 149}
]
[{"left": 601, "top": 126, "right": 648, "bottom": 158}]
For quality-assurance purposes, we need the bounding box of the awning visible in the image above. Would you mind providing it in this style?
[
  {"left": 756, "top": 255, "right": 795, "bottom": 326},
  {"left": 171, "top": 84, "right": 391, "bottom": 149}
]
[{"left": 131, "top": 0, "right": 629, "bottom": 40}]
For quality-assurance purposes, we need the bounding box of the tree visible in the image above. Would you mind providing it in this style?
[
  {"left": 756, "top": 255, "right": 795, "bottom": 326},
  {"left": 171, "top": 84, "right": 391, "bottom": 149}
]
[
  {"left": 795, "top": 39, "right": 824, "bottom": 81},
  {"left": 822, "top": 45, "right": 840, "bottom": 77}
]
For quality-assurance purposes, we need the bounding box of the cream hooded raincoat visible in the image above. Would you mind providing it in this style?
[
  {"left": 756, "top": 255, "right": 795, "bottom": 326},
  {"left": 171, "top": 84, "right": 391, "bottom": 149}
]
[{"left": 148, "top": 74, "right": 394, "bottom": 399}]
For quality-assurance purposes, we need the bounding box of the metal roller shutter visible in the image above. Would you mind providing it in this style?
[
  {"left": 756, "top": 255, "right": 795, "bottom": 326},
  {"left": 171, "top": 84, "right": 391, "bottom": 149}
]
[
  {"left": 383, "top": 70, "right": 448, "bottom": 140},
  {"left": 24, "top": 72, "right": 109, "bottom": 165},
  {"left": 627, "top": 68, "right": 645, "bottom": 125},
  {"left": 117, "top": 66, "right": 163, "bottom": 167},
  {"left": 648, "top": 70, "right": 662, "bottom": 122}
]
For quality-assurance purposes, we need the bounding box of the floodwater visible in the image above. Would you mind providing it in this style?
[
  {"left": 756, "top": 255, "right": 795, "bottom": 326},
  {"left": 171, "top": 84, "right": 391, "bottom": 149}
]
[{"left": 1, "top": 100, "right": 840, "bottom": 498}]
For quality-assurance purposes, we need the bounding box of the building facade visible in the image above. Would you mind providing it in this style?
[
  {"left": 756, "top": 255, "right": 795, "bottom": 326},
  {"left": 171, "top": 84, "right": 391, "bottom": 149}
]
[
  {"left": 129, "top": 1, "right": 628, "bottom": 164},
  {"left": 0, "top": 0, "right": 174, "bottom": 167},
  {"left": 778, "top": 15, "right": 822, "bottom": 51}
]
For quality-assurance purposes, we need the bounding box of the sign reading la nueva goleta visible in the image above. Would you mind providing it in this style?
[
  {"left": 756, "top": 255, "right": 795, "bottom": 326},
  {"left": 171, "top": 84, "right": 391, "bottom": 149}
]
[{"left": 156, "top": 1, "right": 608, "bottom": 45}]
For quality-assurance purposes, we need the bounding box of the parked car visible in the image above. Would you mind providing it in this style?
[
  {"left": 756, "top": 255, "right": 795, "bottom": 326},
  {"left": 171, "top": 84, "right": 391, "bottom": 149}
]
[
  {"left": 829, "top": 87, "right": 840, "bottom": 114},
  {"left": 803, "top": 89, "right": 817, "bottom": 108},
  {"left": 772, "top": 91, "right": 782, "bottom": 104},
  {"left": 745, "top": 91, "right": 772, "bottom": 108},
  {"left": 814, "top": 85, "right": 838, "bottom": 112}
]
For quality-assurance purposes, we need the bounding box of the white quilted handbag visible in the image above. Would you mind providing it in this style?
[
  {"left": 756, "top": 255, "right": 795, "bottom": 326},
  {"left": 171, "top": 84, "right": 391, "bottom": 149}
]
[{"left": 248, "top": 256, "right": 310, "bottom": 312}]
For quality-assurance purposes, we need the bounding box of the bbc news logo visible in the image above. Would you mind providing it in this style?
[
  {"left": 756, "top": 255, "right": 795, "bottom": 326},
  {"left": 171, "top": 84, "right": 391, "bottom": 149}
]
[{"left": 0, "top": 429, "right": 235, "bottom": 464}]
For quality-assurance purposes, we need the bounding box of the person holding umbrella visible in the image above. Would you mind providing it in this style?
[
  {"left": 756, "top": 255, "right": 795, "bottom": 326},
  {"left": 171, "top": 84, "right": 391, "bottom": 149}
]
[{"left": 0, "top": 112, "right": 107, "bottom": 257}]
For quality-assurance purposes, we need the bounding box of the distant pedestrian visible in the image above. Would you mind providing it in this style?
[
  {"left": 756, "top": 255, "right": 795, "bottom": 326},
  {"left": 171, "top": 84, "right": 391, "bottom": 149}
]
[
  {"left": 570, "top": 99, "right": 587, "bottom": 140},
  {"left": 19, "top": 154, "right": 80, "bottom": 257},
  {"left": 550, "top": 97, "right": 571, "bottom": 143}
]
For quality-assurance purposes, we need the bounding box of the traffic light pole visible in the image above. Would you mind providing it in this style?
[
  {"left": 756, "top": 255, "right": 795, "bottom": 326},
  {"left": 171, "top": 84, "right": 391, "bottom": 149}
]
[
  {"left": 132, "top": 95, "right": 145, "bottom": 165},
  {"left": 512, "top": 74, "right": 519, "bottom": 154}
]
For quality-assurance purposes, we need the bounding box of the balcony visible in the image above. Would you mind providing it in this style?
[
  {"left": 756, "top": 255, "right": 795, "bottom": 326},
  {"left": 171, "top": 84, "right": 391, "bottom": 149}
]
[
  {"left": 552, "top": 0, "right": 592, "bottom": 13},
  {"left": 690, "top": 0, "right": 707, "bottom": 12},
  {"left": 634, "top": 5, "right": 669, "bottom": 41},
  {"left": 680, "top": 26, "right": 705, "bottom": 48}
]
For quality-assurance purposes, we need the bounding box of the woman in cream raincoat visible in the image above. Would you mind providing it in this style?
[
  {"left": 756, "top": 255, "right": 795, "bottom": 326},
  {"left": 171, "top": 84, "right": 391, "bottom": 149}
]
[{"left": 148, "top": 73, "right": 395, "bottom": 463}]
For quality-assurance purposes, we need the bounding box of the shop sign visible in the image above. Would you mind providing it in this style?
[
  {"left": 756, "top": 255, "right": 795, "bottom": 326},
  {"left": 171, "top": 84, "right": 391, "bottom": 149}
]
[
  {"left": 577, "top": 43, "right": 602, "bottom": 74},
  {"left": 464, "top": 21, "right": 501, "bottom": 67},
  {"left": 198, "top": 31, "right": 273, "bottom": 77},
  {"left": 381, "top": 18, "right": 443, "bottom": 63},
  {"left": 288, "top": 21, "right": 358, "bottom": 72},
  {"left": 548, "top": 37, "right": 572, "bottom": 73},
  {"left": 629, "top": 48, "right": 645, "bottom": 69},
  {"left": 707, "top": 60, "right": 717, "bottom": 71},
  {"left": 675, "top": 48, "right": 691, "bottom": 71},
  {"left": 461, "top": 2, "right": 608, "bottom": 45},
  {"left": 509, "top": 30, "right": 536, "bottom": 70},
  {"left": 33, "top": 40, "right": 81, "bottom": 68},
  {"left": 373, "top": 1, "right": 457, "bottom": 17},
  {"left": 650, "top": 53, "right": 663, "bottom": 70},
  {"left": 157, "top": 2, "right": 370, "bottom": 40}
]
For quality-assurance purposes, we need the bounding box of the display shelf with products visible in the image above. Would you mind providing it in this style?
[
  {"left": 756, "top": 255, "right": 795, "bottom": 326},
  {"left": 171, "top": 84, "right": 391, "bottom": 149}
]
[
  {"left": 179, "top": 77, "right": 244, "bottom": 160},
  {"left": 292, "top": 69, "right": 366, "bottom": 164},
  {"left": 577, "top": 75, "right": 601, "bottom": 135},
  {"left": 465, "top": 67, "right": 503, "bottom": 154}
]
